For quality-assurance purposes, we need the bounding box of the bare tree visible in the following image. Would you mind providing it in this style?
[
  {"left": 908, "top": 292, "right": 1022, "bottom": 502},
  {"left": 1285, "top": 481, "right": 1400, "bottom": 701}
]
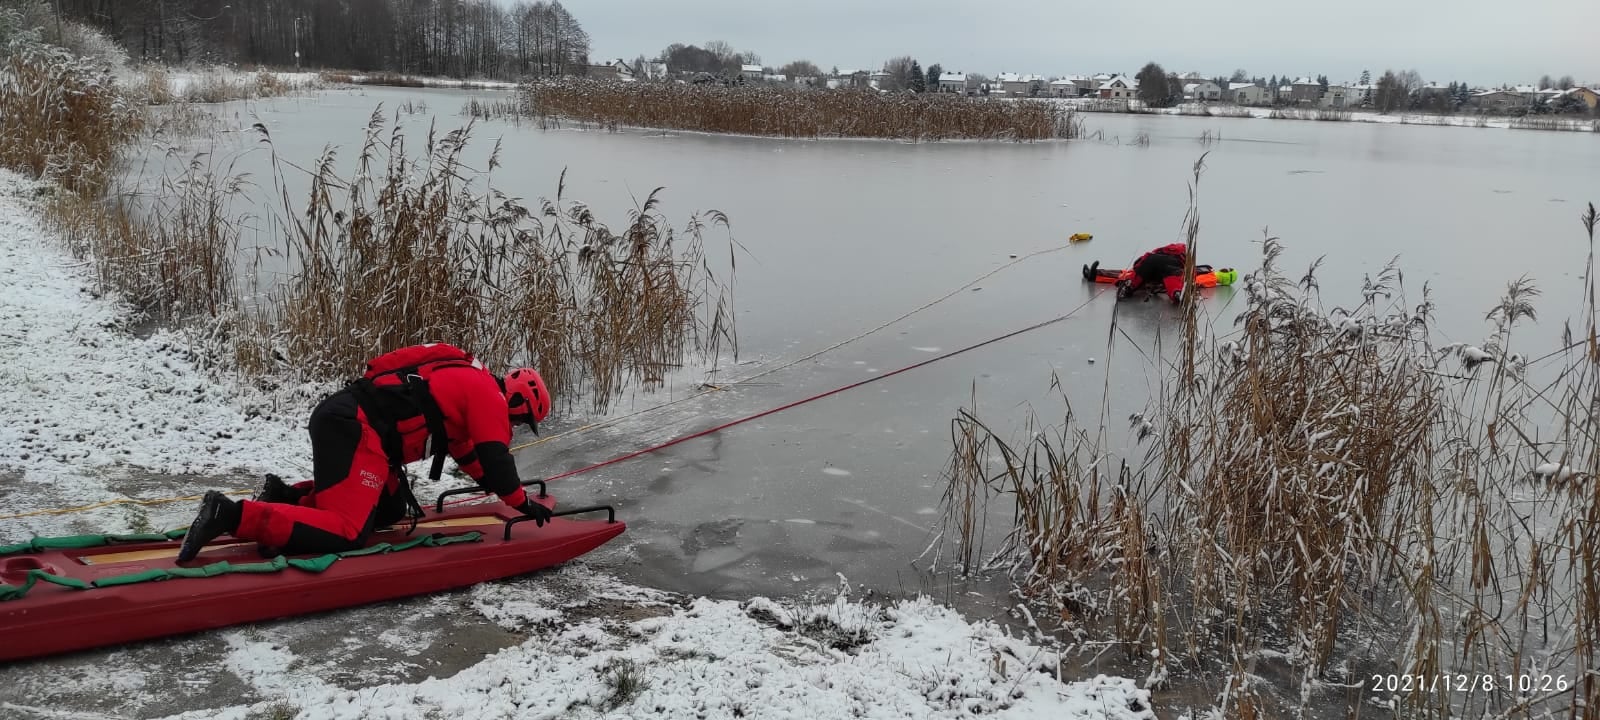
[
  {"left": 1374, "top": 69, "right": 1406, "bottom": 113},
  {"left": 1558, "top": 75, "right": 1575, "bottom": 90},
  {"left": 1538, "top": 74, "right": 1553, "bottom": 90},
  {"left": 882, "top": 55, "right": 914, "bottom": 92},
  {"left": 780, "top": 59, "right": 821, "bottom": 81}
]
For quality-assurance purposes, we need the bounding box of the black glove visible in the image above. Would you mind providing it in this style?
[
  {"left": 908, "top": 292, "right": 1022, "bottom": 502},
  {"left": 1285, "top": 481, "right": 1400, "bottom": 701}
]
[{"left": 514, "top": 497, "right": 553, "bottom": 527}]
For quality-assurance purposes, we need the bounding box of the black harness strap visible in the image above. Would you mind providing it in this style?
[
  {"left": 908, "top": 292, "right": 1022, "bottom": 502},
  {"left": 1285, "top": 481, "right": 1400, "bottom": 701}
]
[{"left": 346, "top": 360, "right": 474, "bottom": 534}]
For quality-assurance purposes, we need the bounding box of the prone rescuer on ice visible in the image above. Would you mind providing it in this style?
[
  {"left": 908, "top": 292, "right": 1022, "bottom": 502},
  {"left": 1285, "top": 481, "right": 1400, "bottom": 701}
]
[
  {"left": 177, "top": 343, "right": 554, "bottom": 562},
  {"left": 1081, "top": 242, "right": 1236, "bottom": 304}
]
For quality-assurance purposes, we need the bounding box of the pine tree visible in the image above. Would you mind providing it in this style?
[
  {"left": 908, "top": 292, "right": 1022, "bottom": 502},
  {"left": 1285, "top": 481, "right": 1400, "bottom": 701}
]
[
  {"left": 909, "top": 61, "right": 926, "bottom": 92},
  {"left": 1359, "top": 69, "right": 1371, "bottom": 86},
  {"left": 925, "top": 63, "right": 943, "bottom": 92}
]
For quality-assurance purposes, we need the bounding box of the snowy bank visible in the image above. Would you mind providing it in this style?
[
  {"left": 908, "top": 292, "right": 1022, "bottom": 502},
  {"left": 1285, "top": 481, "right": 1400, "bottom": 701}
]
[
  {"left": 148, "top": 571, "right": 1154, "bottom": 720},
  {"left": 0, "top": 170, "right": 1153, "bottom": 718},
  {"left": 1048, "top": 97, "right": 1599, "bottom": 132},
  {"left": 0, "top": 170, "right": 315, "bottom": 538}
]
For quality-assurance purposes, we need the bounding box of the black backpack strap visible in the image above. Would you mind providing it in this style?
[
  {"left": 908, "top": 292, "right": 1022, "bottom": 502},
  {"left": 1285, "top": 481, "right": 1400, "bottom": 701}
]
[
  {"left": 346, "top": 377, "right": 426, "bottom": 534},
  {"left": 404, "top": 374, "right": 452, "bottom": 483}
]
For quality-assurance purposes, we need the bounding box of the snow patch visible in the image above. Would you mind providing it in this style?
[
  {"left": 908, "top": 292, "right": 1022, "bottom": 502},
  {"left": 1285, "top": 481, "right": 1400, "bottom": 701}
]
[
  {"left": 470, "top": 580, "right": 564, "bottom": 630},
  {"left": 822, "top": 467, "right": 852, "bottom": 476},
  {"left": 1533, "top": 463, "right": 1576, "bottom": 481}
]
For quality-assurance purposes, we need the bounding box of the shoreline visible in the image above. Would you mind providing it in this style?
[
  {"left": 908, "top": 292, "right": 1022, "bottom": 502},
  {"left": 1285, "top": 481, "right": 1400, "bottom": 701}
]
[
  {"left": 1046, "top": 97, "right": 1599, "bottom": 132},
  {"left": 0, "top": 168, "right": 1154, "bottom": 720}
]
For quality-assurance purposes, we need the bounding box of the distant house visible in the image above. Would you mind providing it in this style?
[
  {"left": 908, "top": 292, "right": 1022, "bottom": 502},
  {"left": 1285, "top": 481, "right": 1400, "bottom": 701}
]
[
  {"left": 1319, "top": 85, "right": 1353, "bottom": 108},
  {"left": 1228, "top": 82, "right": 1268, "bottom": 106},
  {"left": 1098, "top": 75, "right": 1135, "bottom": 99},
  {"left": 1346, "top": 84, "right": 1376, "bottom": 106},
  {"left": 869, "top": 71, "right": 891, "bottom": 90},
  {"left": 1001, "top": 74, "right": 1043, "bottom": 97},
  {"left": 1061, "top": 75, "right": 1095, "bottom": 96},
  {"left": 1472, "top": 89, "right": 1530, "bottom": 112},
  {"left": 740, "top": 64, "right": 764, "bottom": 81},
  {"left": 827, "top": 70, "right": 870, "bottom": 89},
  {"left": 1561, "top": 86, "right": 1600, "bottom": 111},
  {"left": 585, "top": 59, "right": 634, "bottom": 81},
  {"left": 1048, "top": 78, "right": 1077, "bottom": 97},
  {"left": 938, "top": 72, "right": 970, "bottom": 94},
  {"left": 1290, "top": 77, "right": 1322, "bottom": 103},
  {"left": 1184, "top": 81, "right": 1221, "bottom": 101}
]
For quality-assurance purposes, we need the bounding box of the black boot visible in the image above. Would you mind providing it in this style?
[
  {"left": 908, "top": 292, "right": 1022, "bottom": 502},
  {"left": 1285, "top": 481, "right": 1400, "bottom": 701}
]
[
  {"left": 177, "top": 491, "right": 242, "bottom": 563},
  {"left": 254, "top": 473, "right": 300, "bottom": 504}
]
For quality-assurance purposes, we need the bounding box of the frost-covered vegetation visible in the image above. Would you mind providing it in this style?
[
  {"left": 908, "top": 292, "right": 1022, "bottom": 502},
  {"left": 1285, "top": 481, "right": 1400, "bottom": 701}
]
[
  {"left": 487, "top": 79, "right": 1081, "bottom": 141},
  {"left": 0, "top": 9, "right": 736, "bottom": 411},
  {"left": 936, "top": 159, "right": 1600, "bottom": 717}
]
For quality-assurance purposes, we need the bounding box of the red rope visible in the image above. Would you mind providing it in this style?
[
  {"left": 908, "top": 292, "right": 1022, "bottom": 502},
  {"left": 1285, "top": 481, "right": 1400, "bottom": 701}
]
[{"left": 446, "top": 293, "right": 1102, "bottom": 507}]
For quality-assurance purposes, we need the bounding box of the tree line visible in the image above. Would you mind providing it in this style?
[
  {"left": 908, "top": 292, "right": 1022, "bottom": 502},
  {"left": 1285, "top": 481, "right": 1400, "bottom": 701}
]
[{"left": 50, "top": 0, "right": 591, "bottom": 80}]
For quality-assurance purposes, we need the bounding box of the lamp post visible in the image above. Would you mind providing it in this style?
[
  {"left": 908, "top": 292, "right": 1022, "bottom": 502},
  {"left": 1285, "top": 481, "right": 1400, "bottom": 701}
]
[{"left": 294, "top": 16, "right": 302, "bottom": 70}]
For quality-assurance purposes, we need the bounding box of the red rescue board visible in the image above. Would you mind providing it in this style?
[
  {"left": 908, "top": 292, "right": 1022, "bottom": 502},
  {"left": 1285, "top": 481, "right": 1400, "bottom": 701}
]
[{"left": 0, "top": 495, "right": 623, "bottom": 663}]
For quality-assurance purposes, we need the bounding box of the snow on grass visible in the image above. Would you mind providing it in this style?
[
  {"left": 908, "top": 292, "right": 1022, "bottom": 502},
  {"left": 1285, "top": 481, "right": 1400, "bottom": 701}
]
[
  {"left": 470, "top": 580, "right": 565, "bottom": 630},
  {"left": 154, "top": 588, "right": 1155, "bottom": 720},
  {"left": 0, "top": 171, "right": 315, "bottom": 539}
]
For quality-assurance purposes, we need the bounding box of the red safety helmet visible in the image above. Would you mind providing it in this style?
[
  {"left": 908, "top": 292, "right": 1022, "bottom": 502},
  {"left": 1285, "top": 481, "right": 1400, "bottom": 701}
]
[{"left": 502, "top": 367, "right": 550, "bottom": 433}]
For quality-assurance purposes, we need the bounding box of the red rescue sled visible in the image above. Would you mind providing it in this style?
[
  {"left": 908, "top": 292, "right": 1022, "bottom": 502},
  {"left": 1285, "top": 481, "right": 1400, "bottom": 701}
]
[
  {"left": 0, "top": 484, "right": 623, "bottom": 663},
  {"left": 1082, "top": 261, "right": 1238, "bottom": 289}
]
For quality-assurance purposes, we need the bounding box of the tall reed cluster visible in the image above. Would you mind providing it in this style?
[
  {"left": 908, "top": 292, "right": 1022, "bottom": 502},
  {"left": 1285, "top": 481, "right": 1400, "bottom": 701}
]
[
  {"left": 255, "top": 112, "right": 737, "bottom": 409},
  {"left": 935, "top": 162, "right": 1599, "bottom": 717},
  {"left": 0, "top": 45, "right": 143, "bottom": 196},
  {"left": 47, "top": 158, "right": 249, "bottom": 323},
  {"left": 488, "top": 79, "right": 1079, "bottom": 141}
]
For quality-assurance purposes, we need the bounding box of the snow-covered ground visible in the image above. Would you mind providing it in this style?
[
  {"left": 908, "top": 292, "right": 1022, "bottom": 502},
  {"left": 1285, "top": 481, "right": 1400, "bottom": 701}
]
[
  {"left": 338, "top": 73, "right": 519, "bottom": 91},
  {"left": 0, "top": 168, "right": 1155, "bottom": 718}
]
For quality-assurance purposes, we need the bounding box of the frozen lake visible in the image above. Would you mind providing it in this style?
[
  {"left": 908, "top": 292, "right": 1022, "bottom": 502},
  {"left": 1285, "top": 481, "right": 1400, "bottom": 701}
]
[{"left": 120, "top": 84, "right": 1599, "bottom": 608}]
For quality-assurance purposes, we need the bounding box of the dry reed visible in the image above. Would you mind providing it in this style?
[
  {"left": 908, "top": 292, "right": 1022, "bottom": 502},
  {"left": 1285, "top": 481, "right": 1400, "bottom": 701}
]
[
  {"left": 0, "top": 45, "right": 144, "bottom": 196},
  {"left": 492, "top": 79, "right": 1080, "bottom": 141},
  {"left": 933, "top": 160, "right": 1600, "bottom": 717},
  {"left": 252, "top": 112, "right": 737, "bottom": 409},
  {"left": 47, "top": 155, "right": 250, "bottom": 323}
]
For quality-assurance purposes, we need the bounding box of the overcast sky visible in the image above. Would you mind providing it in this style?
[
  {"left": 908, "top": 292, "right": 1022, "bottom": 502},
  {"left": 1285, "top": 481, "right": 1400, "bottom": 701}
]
[{"left": 564, "top": 0, "right": 1597, "bottom": 87}]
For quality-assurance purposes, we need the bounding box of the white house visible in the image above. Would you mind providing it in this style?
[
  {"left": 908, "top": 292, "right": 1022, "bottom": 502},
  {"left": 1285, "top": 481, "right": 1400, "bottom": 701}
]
[
  {"left": 1184, "top": 81, "right": 1222, "bottom": 101},
  {"left": 1098, "top": 75, "right": 1135, "bottom": 99},
  {"left": 1061, "top": 75, "right": 1094, "bottom": 96},
  {"left": 741, "top": 64, "right": 764, "bottom": 81},
  {"left": 1049, "top": 78, "right": 1078, "bottom": 97},
  {"left": 585, "top": 59, "right": 634, "bottom": 81},
  {"left": 1345, "top": 84, "right": 1375, "bottom": 106},
  {"left": 1228, "top": 82, "right": 1267, "bottom": 105},
  {"left": 938, "top": 72, "right": 970, "bottom": 93},
  {"left": 869, "top": 71, "right": 890, "bottom": 90},
  {"left": 1001, "top": 73, "right": 1043, "bottom": 97},
  {"left": 1319, "top": 85, "right": 1352, "bottom": 108}
]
